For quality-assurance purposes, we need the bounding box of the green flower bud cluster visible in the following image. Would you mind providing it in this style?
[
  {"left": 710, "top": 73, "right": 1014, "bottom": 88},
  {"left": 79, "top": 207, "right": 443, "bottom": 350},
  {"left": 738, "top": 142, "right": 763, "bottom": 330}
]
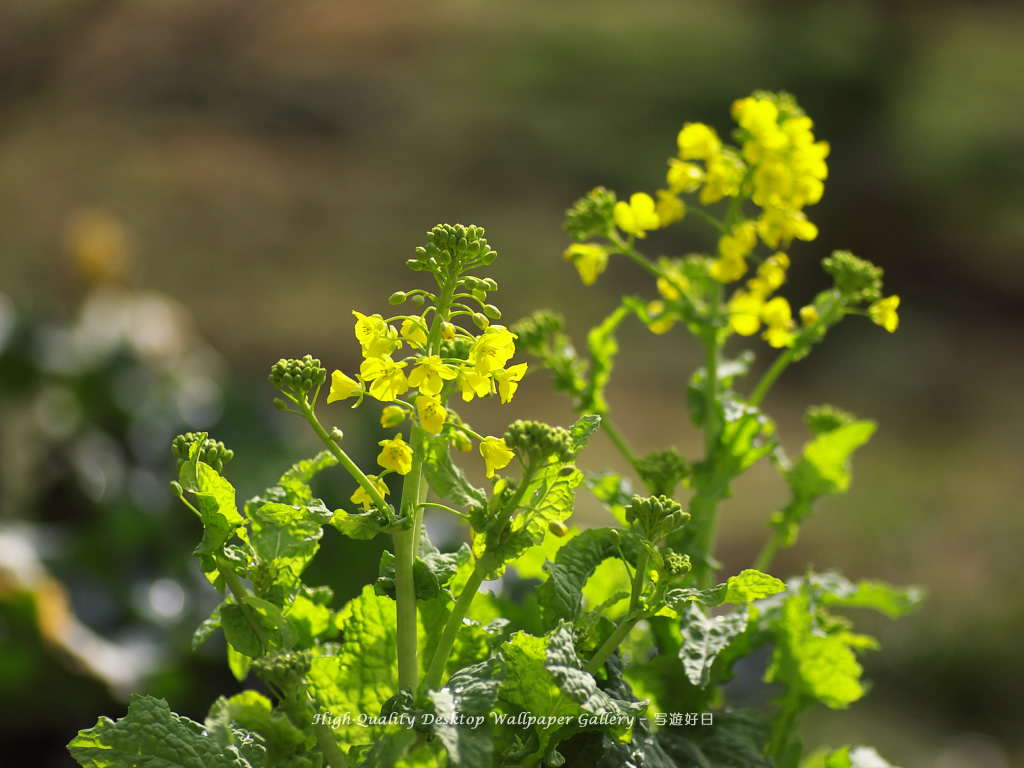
[
  {"left": 662, "top": 548, "right": 692, "bottom": 577},
  {"left": 511, "top": 310, "right": 564, "bottom": 356},
  {"left": 268, "top": 355, "right": 327, "bottom": 397},
  {"left": 251, "top": 650, "right": 313, "bottom": 696},
  {"left": 409, "top": 224, "right": 497, "bottom": 274},
  {"left": 636, "top": 449, "right": 689, "bottom": 497},
  {"left": 171, "top": 432, "right": 234, "bottom": 472},
  {"left": 625, "top": 494, "right": 690, "bottom": 543},
  {"left": 805, "top": 404, "right": 856, "bottom": 436},
  {"left": 564, "top": 186, "right": 616, "bottom": 242},
  {"left": 822, "top": 251, "right": 883, "bottom": 303},
  {"left": 439, "top": 335, "right": 474, "bottom": 362},
  {"left": 503, "top": 419, "right": 574, "bottom": 464}
]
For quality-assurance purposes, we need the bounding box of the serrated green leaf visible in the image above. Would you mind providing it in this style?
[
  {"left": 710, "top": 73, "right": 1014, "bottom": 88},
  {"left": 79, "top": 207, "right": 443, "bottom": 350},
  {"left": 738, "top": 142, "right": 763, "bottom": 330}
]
[
  {"left": 724, "top": 569, "right": 787, "bottom": 603},
  {"left": 569, "top": 413, "right": 602, "bottom": 452},
  {"left": 678, "top": 603, "right": 749, "bottom": 687},
  {"left": 278, "top": 450, "right": 339, "bottom": 504},
  {"left": 657, "top": 709, "right": 773, "bottom": 768},
  {"left": 329, "top": 508, "right": 384, "bottom": 540},
  {"left": 205, "top": 691, "right": 305, "bottom": 753},
  {"left": 250, "top": 504, "right": 325, "bottom": 593},
  {"left": 375, "top": 549, "right": 461, "bottom": 601},
  {"left": 286, "top": 594, "right": 335, "bottom": 647},
  {"left": 306, "top": 586, "right": 398, "bottom": 749},
  {"left": 513, "top": 527, "right": 578, "bottom": 581},
  {"left": 428, "top": 657, "right": 503, "bottom": 767},
  {"left": 537, "top": 527, "right": 638, "bottom": 631},
  {"left": 580, "top": 307, "right": 628, "bottom": 415},
  {"left": 545, "top": 623, "right": 647, "bottom": 738},
  {"left": 423, "top": 434, "right": 488, "bottom": 512},
  {"left": 193, "top": 604, "right": 222, "bottom": 650},
  {"left": 180, "top": 458, "right": 244, "bottom": 557},
  {"left": 68, "top": 694, "right": 266, "bottom": 768}
]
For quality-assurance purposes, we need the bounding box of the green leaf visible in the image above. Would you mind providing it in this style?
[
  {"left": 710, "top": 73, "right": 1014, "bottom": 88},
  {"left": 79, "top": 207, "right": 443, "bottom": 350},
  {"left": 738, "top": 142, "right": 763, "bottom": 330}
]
[
  {"left": 68, "top": 694, "right": 266, "bottom": 768},
  {"left": 724, "top": 569, "right": 787, "bottom": 603},
  {"left": 205, "top": 691, "right": 305, "bottom": 753},
  {"left": 545, "top": 623, "right": 648, "bottom": 739},
  {"left": 285, "top": 594, "right": 336, "bottom": 647},
  {"left": 329, "top": 508, "right": 384, "bottom": 540},
  {"left": 227, "top": 643, "right": 251, "bottom": 682},
  {"left": 812, "top": 572, "right": 925, "bottom": 619},
  {"left": 687, "top": 351, "right": 755, "bottom": 428},
  {"left": 375, "top": 549, "right": 462, "bottom": 601},
  {"left": 580, "top": 307, "right": 628, "bottom": 415},
  {"left": 569, "top": 413, "right": 602, "bottom": 452},
  {"left": 193, "top": 604, "right": 222, "bottom": 650},
  {"left": 513, "top": 527, "right": 577, "bottom": 581},
  {"left": 250, "top": 503, "right": 325, "bottom": 594},
  {"left": 766, "top": 591, "right": 873, "bottom": 709},
  {"left": 423, "top": 434, "right": 488, "bottom": 513},
  {"left": 537, "top": 527, "right": 638, "bottom": 632},
  {"left": 221, "top": 603, "right": 271, "bottom": 658},
  {"left": 306, "top": 586, "right": 398, "bottom": 749},
  {"left": 180, "top": 452, "right": 244, "bottom": 557},
  {"left": 678, "top": 603, "right": 749, "bottom": 687},
  {"left": 691, "top": 399, "right": 776, "bottom": 504},
  {"left": 658, "top": 709, "right": 773, "bottom": 768},
  {"left": 428, "top": 657, "right": 503, "bottom": 767},
  {"left": 278, "top": 450, "right": 339, "bottom": 504}
]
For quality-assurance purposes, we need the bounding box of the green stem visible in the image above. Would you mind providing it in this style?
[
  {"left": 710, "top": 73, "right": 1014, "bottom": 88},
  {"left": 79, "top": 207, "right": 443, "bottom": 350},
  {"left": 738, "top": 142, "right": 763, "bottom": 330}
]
[
  {"left": 216, "top": 553, "right": 270, "bottom": 655},
  {"left": 393, "top": 521, "right": 419, "bottom": 691},
  {"left": 687, "top": 205, "right": 726, "bottom": 234},
  {"left": 313, "top": 722, "right": 350, "bottom": 768},
  {"left": 302, "top": 403, "right": 389, "bottom": 512},
  {"left": 585, "top": 611, "right": 645, "bottom": 676},
  {"left": 768, "top": 686, "right": 807, "bottom": 762},
  {"left": 703, "top": 285, "right": 722, "bottom": 455},
  {"left": 753, "top": 530, "right": 782, "bottom": 572},
  {"left": 747, "top": 346, "right": 797, "bottom": 408},
  {"left": 423, "top": 561, "right": 488, "bottom": 691},
  {"left": 629, "top": 548, "right": 650, "bottom": 613}
]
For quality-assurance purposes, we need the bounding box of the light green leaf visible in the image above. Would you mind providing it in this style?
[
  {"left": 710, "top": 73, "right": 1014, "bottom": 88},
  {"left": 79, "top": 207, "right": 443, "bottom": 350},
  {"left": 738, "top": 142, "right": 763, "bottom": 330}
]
[
  {"left": 423, "top": 434, "right": 488, "bottom": 513},
  {"left": 724, "top": 569, "right": 787, "bottom": 603},
  {"left": 687, "top": 351, "right": 755, "bottom": 429},
  {"left": 306, "top": 586, "right": 398, "bottom": 749},
  {"left": 205, "top": 691, "right": 305, "bottom": 752},
  {"left": 227, "top": 643, "right": 251, "bottom": 682},
  {"left": 180, "top": 454, "right": 244, "bottom": 557},
  {"left": 329, "top": 508, "right": 384, "bottom": 540},
  {"left": 285, "top": 594, "right": 335, "bottom": 647},
  {"left": 581, "top": 307, "right": 628, "bottom": 415},
  {"left": 678, "top": 603, "right": 749, "bottom": 687},
  {"left": 68, "top": 694, "right": 265, "bottom": 768},
  {"left": 375, "top": 549, "right": 462, "bottom": 601},
  {"left": 813, "top": 572, "right": 925, "bottom": 619},
  {"left": 250, "top": 503, "right": 324, "bottom": 593}
]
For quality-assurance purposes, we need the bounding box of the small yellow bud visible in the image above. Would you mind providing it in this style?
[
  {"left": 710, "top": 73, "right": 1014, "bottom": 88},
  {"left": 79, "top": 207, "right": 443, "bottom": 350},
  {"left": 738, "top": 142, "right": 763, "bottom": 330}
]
[
  {"left": 800, "top": 305, "right": 819, "bottom": 326},
  {"left": 380, "top": 406, "right": 405, "bottom": 428},
  {"left": 441, "top": 322, "right": 456, "bottom": 340}
]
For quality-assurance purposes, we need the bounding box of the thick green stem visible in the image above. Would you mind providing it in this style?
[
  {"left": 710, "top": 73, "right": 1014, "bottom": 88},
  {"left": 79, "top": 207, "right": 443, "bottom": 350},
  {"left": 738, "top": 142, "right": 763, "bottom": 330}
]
[
  {"left": 585, "top": 611, "right": 644, "bottom": 676},
  {"left": 423, "top": 561, "right": 488, "bottom": 690},
  {"left": 629, "top": 548, "right": 650, "bottom": 613},
  {"left": 393, "top": 523, "right": 419, "bottom": 691},
  {"left": 313, "top": 722, "right": 350, "bottom": 768}
]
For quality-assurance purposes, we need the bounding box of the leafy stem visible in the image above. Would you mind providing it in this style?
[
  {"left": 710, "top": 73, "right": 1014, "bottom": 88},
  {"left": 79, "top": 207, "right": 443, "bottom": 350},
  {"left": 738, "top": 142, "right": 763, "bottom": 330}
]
[{"left": 215, "top": 553, "right": 269, "bottom": 656}]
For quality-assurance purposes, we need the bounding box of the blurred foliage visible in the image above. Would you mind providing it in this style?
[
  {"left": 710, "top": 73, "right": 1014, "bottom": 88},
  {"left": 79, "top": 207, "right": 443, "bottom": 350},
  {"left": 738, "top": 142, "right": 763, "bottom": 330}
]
[{"left": 0, "top": 0, "right": 1022, "bottom": 766}]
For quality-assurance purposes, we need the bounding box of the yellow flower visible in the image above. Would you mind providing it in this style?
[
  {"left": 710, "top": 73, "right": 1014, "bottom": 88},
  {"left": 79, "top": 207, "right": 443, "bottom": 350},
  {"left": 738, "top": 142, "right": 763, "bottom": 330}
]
[
  {"left": 400, "top": 318, "right": 428, "bottom": 347},
  {"left": 677, "top": 123, "right": 721, "bottom": 161},
  {"left": 327, "top": 370, "right": 361, "bottom": 403},
  {"left": 868, "top": 295, "right": 899, "bottom": 333},
  {"left": 457, "top": 366, "right": 492, "bottom": 402},
  {"left": 407, "top": 355, "right": 457, "bottom": 396},
  {"left": 480, "top": 436, "right": 514, "bottom": 478},
  {"left": 666, "top": 159, "right": 704, "bottom": 193},
  {"left": 646, "top": 300, "right": 674, "bottom": 334},
  {"left": 613, "top": 193, "right": 660, "bottom": 238},
  {"left": 415, "top": 394, "right": 447, "bottom": 434},
  {"left": 359, "top": 355, "right": 409, "bottom": 402},
  {"left": 492, "top": 362, "right": 528, "bottom": 404},
  {"left": 656, "top": 257, "right": 689, "bottom": 301},
  {"left": 563, "top": 243, "right": 608, "bottom": 286},
  {"left": 756, "top": 252, "right": 790, "bottom": 292},
  {"left": 700, "top": 149, "right": 745, "bottom": 205},
  {"left": 728, "top": 291, "right": 764, "bottom": 336},
  {"left": 377, "top": 434, "right": 414, "bottom": 475},
  {"left": 655, "top": 190, "right": 685, "bottom": 227},
  {"left": 351, "top": 475, "right": 389, "bottom": 511},
  {"left": 380, "top": 405, "right": 405, "bottom": 428},
  {"left": 353, "top": 311, "right": 400, "bottom": 358},
  {"left": 756, "top": 208, "right": 818, "bottom": 250},
  {"left": 761, "top": 297, "right": 794, "bottom": 348},
  {"left": 709, "top": 253, "right": 747, "bottom": 284},
  {"left": 471, "top": 326, "right": 517, "bottom": 376},
  {"left": 799, "top": 305, "right": 819, "bottom": 326},
  {"left": 719, "top": 221, "right": 758, "bottom": 261}
]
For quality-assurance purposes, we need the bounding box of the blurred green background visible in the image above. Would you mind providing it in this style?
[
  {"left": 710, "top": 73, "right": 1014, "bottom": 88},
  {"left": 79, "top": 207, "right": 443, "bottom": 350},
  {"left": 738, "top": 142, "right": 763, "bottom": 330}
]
[{"left": 1, "top": 1, "right": 1022, "bottom": 766}]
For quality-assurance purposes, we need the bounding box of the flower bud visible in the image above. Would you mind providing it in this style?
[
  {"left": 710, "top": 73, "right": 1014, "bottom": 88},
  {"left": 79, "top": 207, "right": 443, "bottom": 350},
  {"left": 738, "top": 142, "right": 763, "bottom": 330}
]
[
  {"left": 380, "top": 406, "right": 406, "bottom": 428},
  {"left": 389, "top": 291, "right": 408, "bottom": 305},
  {"left": 441, "top": 322, "right": 456, "bottom": 340},
  {"left": 482, "top": 304, "right": 502, "bottom": 320}
]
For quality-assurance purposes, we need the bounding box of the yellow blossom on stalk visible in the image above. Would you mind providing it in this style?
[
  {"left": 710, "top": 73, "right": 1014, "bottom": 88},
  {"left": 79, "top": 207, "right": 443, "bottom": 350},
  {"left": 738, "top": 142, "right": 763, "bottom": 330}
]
[
  {"left": 380, "top": 405, "right": 405, "bottom": 428},
  {"left": 719, "top": 221, "right": 757, "bottom": 261},
  {"left": 800, "top": 305, "right": 819, "bottom": 326},
  {"left": 407, "top": 355, "right": 457, "bottom": 396},
  {"left": 614, "top": 193, "right": 660, "bottom": 238},
  {"left": 761, "top": 297, "right": 794, "bottom": 348},
  {"left": 471, "top": 326, "right": 517, "bottom": 375},
  {"left": 480, "top": 436, "right": 515, "bottom": 478},
  {"left": 756, "top": 208, "right": 818, "bottom": 249},
  {"left": 359, "top": 355, "right": 409, "bottom": 402},
  {"left": 646, "top": 300, "right": 674, "bottom": 334},
  {"left": 677, "top": 123, "right": 721, "bottom": 160},
  {"left": 327, "top": 370, "right": 361, "bottom": 403},
  {"left": 666, "top": 159, "right": 704, "bottom": 193},
  {"left": 655, "top": 190, "right": 685, "bottom": 227},
  {"left": 756, "top": 252, "right": 790, "bottom": 292},
  {"left": 701, "top": 149, "right": 746, "bottom": 205},
  {"left": 728, "top": 291, "right": 764, "bottom": 336},
  {"left": 377, "top": 434, "right": 414, "bottom": 475},
  {"left": 415, "top": 394, "right": 447, "bottom": 434},
  {"left": 656, "top": 257, "right": 689, "bottom": 301},
  {"left": 492, "top": 362, "right": 528, "bottom": 404},
  {"left": 351, "top": 475, "right": 389, "bottom": 511},
  {"left": 563, "top": 243, "right": 608, "bottom": 286},
  {"left": 458, "top": 366, "right": 492, "bottom": 402},
  {"left": 869, "top": 295, "right": 899, "bottom": 332},
  {"left": 353, "top": 311, "right": 400, "bottom": 358},
  {"left": 400, "top": 318, "right": 428, "bottom": 347},
  {"left": 709, "top": 253, "right": 747, "bottom": 284}
]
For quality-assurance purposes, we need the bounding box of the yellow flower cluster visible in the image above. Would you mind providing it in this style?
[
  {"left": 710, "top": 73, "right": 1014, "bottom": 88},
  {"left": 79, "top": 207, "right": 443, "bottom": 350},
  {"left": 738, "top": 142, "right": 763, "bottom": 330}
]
[{"left": 726, "top": 253, "right": 797, "bottom": 348}]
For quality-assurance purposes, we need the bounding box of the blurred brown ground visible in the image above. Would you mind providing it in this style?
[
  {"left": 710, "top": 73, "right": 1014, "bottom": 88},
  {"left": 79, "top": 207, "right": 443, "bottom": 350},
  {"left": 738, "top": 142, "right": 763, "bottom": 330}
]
[{"left": 2, "top": 1, "right": 1023, "bottom": 766}]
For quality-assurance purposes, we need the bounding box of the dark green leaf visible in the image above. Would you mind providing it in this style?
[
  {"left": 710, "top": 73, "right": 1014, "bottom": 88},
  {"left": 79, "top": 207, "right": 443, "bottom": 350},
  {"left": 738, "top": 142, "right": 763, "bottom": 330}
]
[
  {"left": 657, "top": 709, "right": 773, "bottom": 768},
  {"left": 678, "top": 603, "right": 749, "bottom": 687}
]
